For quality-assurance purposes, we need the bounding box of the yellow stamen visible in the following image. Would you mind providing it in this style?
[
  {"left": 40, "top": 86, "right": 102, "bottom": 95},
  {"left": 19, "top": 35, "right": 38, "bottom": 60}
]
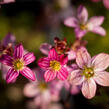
[
  {"left": 38, "top": 82, "right": 48, "bottom": 91},
  {"left": 80, "top": 24, "right": 87, "bottom": 30},
  {"left": 50, "top": 60, "right": 61, "bottom": 71},
  {"left": 13, "top": 59, "right": 24, "bottom": 70}
]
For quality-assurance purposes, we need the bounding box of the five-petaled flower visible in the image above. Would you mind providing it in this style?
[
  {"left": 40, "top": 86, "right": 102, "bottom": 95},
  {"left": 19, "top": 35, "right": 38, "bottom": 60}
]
[
  {"left": 68, "top": 48, "right": 109, "bottom": 99},
  {"left": 1, "top": 43, "right": 36, "bottom": 83},
  {"left": 64, "top": 5, "right": 106, "bottom": 38},
  {"left": 38, "top": 48, "right": 68, "bottom": 82}
]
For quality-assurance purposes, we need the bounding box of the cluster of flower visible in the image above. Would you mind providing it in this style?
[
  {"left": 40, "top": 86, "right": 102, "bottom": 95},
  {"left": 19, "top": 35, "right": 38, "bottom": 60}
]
[{"left": 0, "top": 4, "right": 109, "bottom": 109}]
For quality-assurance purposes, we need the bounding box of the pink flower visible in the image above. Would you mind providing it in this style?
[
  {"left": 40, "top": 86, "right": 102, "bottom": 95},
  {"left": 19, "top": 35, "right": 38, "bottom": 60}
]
[
  {"left": 64, "top": 5, "right": 106, "bottom": 38},
  {"left": 38, "top": 48, "right": 68, "bottom": 82},
  {"left": 23, "top": 80, "right": 63, "bottom": 109},
  {"left": 1, "top": 43, "right": 36, "bottom": 83},
  {"left": 91, "top": 0, "right": 109, "bottom": 10},
  {"left": 0, "top": 0, "right": 15, "bottom": 4},
  {"left": 69, "top": 48, "right": 109, "bottom": 99}
]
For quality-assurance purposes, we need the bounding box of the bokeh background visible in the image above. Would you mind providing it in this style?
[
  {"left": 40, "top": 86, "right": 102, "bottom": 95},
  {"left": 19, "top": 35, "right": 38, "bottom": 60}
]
[{"left": 0, "top": 0, "right": 109, "bottom": 109}]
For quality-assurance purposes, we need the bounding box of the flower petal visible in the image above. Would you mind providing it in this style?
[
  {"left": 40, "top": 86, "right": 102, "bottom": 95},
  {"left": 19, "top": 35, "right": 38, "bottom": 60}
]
[
  {"left": 1, "top": 55, "right": 13, "bottom": 66},
  {"left": 88, "top": 16, "right": 104, "bottom": 27},
  {"left": 103, "top": 0, "right": 109, "bottom": 10},
  {"left": 6, "top": 68, "right": 19, "bottom": 83},
  {"left": 14, "top": 43, "right": 24, "bottom": 59},
  {"left": 82, "top": 79, "right": 96, "bottom": 99},
  {"left": 59, "top": 54, "right": 68, "bottom": 65},
  {"left": 48, "top": 48, "right": 58, "bottom": 60},
  {"left": 74, "top": 28, "right": 87, "bottom": 38},
  {"left": 40, "top": 43, "right": 52, "bottom": 55},
  {"left": 76, "top": 48, "right": 91, "bottom": 68},
  {"left": 69, "top": 70, "right": 84, "bottom": 85},
  {"left": 91, "top": 26, "right": 106, "bottom": 36},
  {"left": 44, "top": 70, "right": 57, "bottom": 82},
  {"left": 77, "top": 5, "right": 88, "bottom": 23},
  {"left": 23, "top": 82, "right": 40, "bottom": 97},
  {"left": 92, "top": 53, "right": 109, "bottom": 72},
  {"left": 57, "top": 67, "right": 68, "bottom": 80},
  {"left": 94, "top": 71, "right": 109, "bottom": 86},
  {"left": 38, "top": 57, "right": 50, "bottom": 70},
  {"left": 64, "top": 17, "right": 78, "bottom": 27},
  {"left": 67, "top": 50, "right": 76, "bottom": 60},
  {"left": 23, "top": 53, "right": 35, "bottom": 65},
  {"left": 20, "top": 67, "right": 36, "bottom": 81}
]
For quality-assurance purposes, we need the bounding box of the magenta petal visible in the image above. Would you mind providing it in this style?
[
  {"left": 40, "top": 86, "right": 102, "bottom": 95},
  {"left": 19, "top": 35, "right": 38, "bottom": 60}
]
[
  {"left": 20, "top": 67, "right": 36, "bottom": 81},
  {"left": 59, "top": 54, "right": 68, "bottom": 65},
  {"left": 74, "top": 28, "right": 87, "bottom": 38},
  {"left": 103, "top": 0, "right": 109, "bottom": 10},
  {"left": 64, "top": 17, "right": 78, "bottom": 27},
  {"left": 38, "top": 57, "right": 50, "bottom": 70},
  {"left": 48, "top": 48, "right": 58, "bottom": 60},
  {"left": 77, "top": 5, "right": 88, "bottom": 23},
  {"left": 14, "top": 43, "right": 24, "bottom": 59},
  {"left": 44, "top": 70, "right": 57, "bottom": 82},
  {"left": 40, "top": 43, "right": 52, "bottom": 55},
  {"left": 82, "top": 79, "right": 96, "bottom": 99},
  {"left": 94, "top": 71, "right": 109, "bottom": 86},
  {"left": 57, "top": 67, "right": 68, "bottom": 80},
  {"left": 1, "top": 55, "right": 13, "bottom": 66},
  {"left": 6, "top": 68, "right": 19, "bottom": 84},
  {"left": 76, "top": 48, "right": 91, "bottom": 68},
  {"left": 91, "top": 26, "right": 106, "bottom": 36},
  {"left": 23, "top": 53, "right": 35, "bottom": 65}
]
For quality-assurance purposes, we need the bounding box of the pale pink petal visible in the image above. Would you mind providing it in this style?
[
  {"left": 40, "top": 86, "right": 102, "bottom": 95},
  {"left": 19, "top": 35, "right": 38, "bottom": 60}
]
[
  {"left": 71, "top": 85, "right": 80, "bottom": 95},
  {"left": 88, "top": 16, "right": 104, "bottom": 27},
  {"left": 64, "top": 17, "right": 78, "bottom": 27},
  {"left": 82, "top": 79, "right": 96, "bottom": 99},
  {"left": 59, "top": 54, "right": 68, "bottom": 65},
  {"left": 77, "top": 5, "right": 88, "bottom": 23},
  {"left": 20, "top": 67, "right": 36, "bottom": 81},
  {"left": 23, "top": 53, "right": 35, "bottom": 65},
  {"left": 103, "top": 0, "right": 109, "bottom": 10},
  {"left": 6, "top": 68, "right": 19, "bottom": 83},
  {"left": 38, "top": 57, "right": 50, "bottom": 70},
  {"left": 44, "top": 70, "right": 57, "bottom": 82},
  {"left": 76, "top": 48, "right": 91, "bottom": 68},
  {"left": 94, "top": 71, "right": 109, "bottom": 86},
  {"left": 48, "top": 48, "right": 58, "bottom": 60},
  {"left": 57, "top": 67, "right": 68, "bottom": 80},
  {"left": 69, "top": 70, "right": 84, "bottom": 85},
  {"left": 91, "top": 26, "right": 106, "bottom": 36},
  {"left": 23, "top": 83, "right": 40, "bottom": 97},
  {"left": 0, "top": 0, "right": 15, "bottom": 4},
  {"left": 40, "top": 43, "right": 52, "bottom": 55},
  {"left": 14, "top": 43, "right": 24, "bottom": 59},
  {"left": 74, "top": 28, "right": 87, "bottom": 38},
  {"left": 92, "top": 53, "right": 109, "bottom": 71},
  {"left": 67, "top": 50, "right": 76, "bottom": 60}
]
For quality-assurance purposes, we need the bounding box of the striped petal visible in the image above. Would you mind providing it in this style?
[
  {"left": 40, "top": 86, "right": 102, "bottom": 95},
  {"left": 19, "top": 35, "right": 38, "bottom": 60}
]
[
  {"left": 23, "top": 53, "right": 35, "bottom": 65},
  {"left": 48, "top": 48, "right": 58, "bottom": 60},
  {"left": 38, "top": 57, "right": 50, "bottom": 70},
  {"left": 6, "top": 68, "right": 19, "bottom": 83},
  {"left": 57, "top": 67, "right": 68, "bottom": 80},
  {"left": 14, "top": 43, "right": 24, "bottom": 59},
  {"left": 1, "top": 55, "right": 13, "bottom": 66},
  {"left": 44, "top": 70, "right": 57, "bottom": 82},
  {"left": 20, "top": 67, "right": 36, "bottom": 81}
]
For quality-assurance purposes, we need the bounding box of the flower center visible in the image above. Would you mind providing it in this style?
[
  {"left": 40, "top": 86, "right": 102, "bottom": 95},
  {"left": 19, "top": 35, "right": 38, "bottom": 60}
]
[
  {"left": 82, "top": 66, "right": 94, "bottom": 78},
  {"left": 13, "top": 59, "right": 24, "bottom": 70},
  {"left": 80, "top": 24, "right": 87, "bottom": 30},
  {"left": 50, "top": 60, "right": 61, "bottom": 71},
  {"left": 38, "top": 82, "right": 48, "bottom": 91}
]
